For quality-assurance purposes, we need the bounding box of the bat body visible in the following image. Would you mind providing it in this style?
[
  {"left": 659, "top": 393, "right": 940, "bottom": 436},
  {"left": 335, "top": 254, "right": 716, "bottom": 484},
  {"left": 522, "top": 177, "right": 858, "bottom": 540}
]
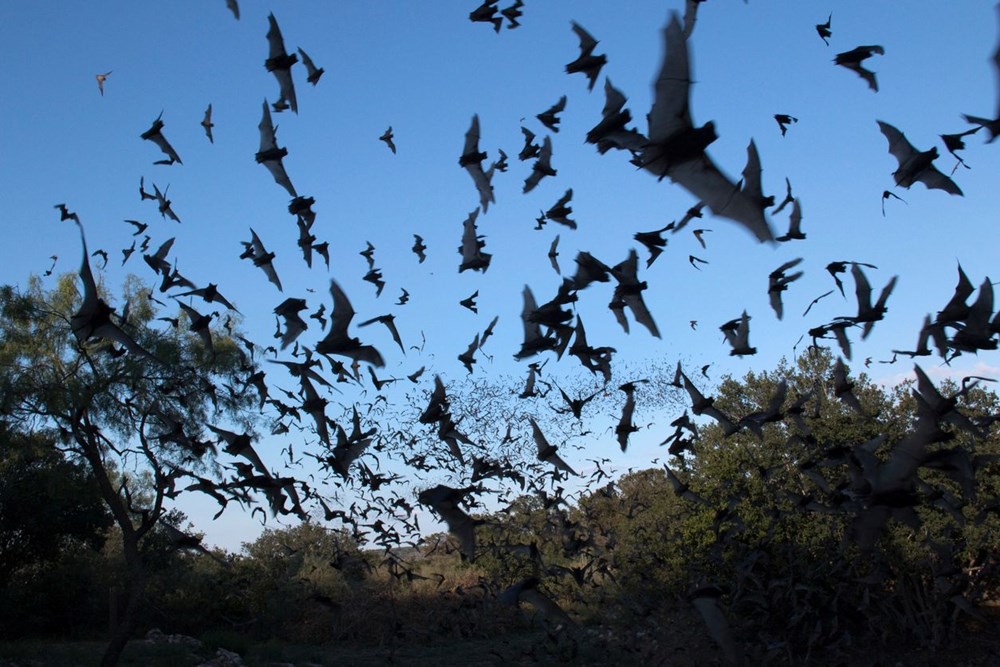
[
  {"left": 566, "top": 22, "right": 606, "bottom": 91},
  {"left": 459, "top": 115, "right": 495, "bottom": 211},
  {"left": 141, "top": 113, "right": 182, "bottom": 165},
  {"left": 877, "top": 120, "right": 962, "bottom": 195},
  {"left": 835, "top": 45, "right": 884, "bottom": 92},
  {"left": 256, "top": 101, "right": 297, "bottom": 197},
  {"left": 315, "top": 280, "right": 385, "bottom": 367},
  {"left": 265, "top": 14, "right": 298, "bottom": 113}
]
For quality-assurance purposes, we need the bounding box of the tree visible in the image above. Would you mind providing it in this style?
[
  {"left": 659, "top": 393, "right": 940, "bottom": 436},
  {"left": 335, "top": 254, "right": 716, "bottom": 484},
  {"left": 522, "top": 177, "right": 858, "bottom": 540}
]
[
  {"left": 0, "top": 422, "right": 112, "bottom": 589},
  {"left": 0, "top": 273, "right": 281, "bottom": 665}
]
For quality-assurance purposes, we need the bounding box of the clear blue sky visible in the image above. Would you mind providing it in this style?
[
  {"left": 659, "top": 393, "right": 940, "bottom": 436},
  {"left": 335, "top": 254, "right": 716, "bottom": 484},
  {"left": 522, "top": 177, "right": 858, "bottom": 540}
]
[{"left": 2, "top": 1, "right": 999, "bottom": 551}]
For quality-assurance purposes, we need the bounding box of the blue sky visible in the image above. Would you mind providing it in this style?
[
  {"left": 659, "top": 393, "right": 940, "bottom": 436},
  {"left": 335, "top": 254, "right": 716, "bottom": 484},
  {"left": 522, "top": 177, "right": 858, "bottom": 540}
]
[{"left": 2, "top": 1, "right": 999, "bottom": 551}]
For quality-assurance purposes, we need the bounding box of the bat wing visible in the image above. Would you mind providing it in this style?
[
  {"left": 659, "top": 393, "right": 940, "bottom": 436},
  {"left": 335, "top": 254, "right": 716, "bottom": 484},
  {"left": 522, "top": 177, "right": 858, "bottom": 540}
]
[
  {"left": 648, "top": 13, "right": 693, "bottom": 143},
  {"left": 915, "top": 165, "right": 963, "bottom": 195},
  {"left": 668, "top": 155, "right": 775, "bottom": 243},
  {"left": 571, "top": 21, "right": 598, "bottom": 55},
  {"left": 876, "top": 120, "right": 917, "bottom": 167}
]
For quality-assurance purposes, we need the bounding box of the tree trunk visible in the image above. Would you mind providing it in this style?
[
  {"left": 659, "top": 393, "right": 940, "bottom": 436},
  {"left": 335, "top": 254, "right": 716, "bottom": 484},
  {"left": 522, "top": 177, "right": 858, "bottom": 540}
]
[{"left": 100, "top": 535, "right": 146, "bottom": 667}]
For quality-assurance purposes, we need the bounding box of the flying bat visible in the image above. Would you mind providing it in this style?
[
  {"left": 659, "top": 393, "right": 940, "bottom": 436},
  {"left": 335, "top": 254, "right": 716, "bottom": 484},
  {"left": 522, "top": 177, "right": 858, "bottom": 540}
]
[
  {"left": 315, "top": 280, "right": 385, "bottom": 368},
  {"left": 523, "top": 135, "right": 556, "bottom": 193},
  {"left": 459, "top": 115, "right": 495, "bottom": 212},
  {"left": 358, "top": 313, "right": 405, "bottom": 353},
  {"left": 297, "top": 47, "right": 324, "bottom": 85},
  {"left": 469, "top": 0, "right": 502, "bottom": 33},
  {"left": 529, "top": 417, "right": 577, "bottom": 476},
  {"left": 586, "top": 78, "right": 647, "bottom": 154},
  {"left": 536, "top": 96, "right": 566, "bottom": 132},
  {"left": 638, "top": 13, "right": 775, "bottom": 243},
  {"left": 243, "top": 228, "right": 283, "bottom": 291},
  {"left": 501, "top": 0, "right": 523, "bottom": 29},
  {"left": 273, "top": 297, "right": 308, "bottom": 349},
  {"left": 265, "top": 13, "right": 298, "bottom": 113},
  {"left": 95, "top": 71, "right": 111, "bottom": 96},
  {"left": 140, "top": 112, "right": 182, "bottom": 165},
  {"left": 609, "top": 249, "right": 660, "bottom": 338},
  {"left": 633, "top": 224, "right": 670, "bottom": 267},
  {"left": 776, "top": 198, "right": 806, "bottom": 241},
  {"left": 768, "top": 257, "right": 804, "bottom": 320},
  {"left": 226, "top": 0, "right": 239, "bottom": 20},
  {"left": 257, "top": 100, "right": 298, "bottom": 197},
  {"left": 816, "top": 13, "right": 832, "bottom": 45},
  {"left": 70, "top": 222, "right": 160, "bottom": 362},
  {"left": 774, "top": 114, "right": 798, "bottom": 136},
  {"left": 877, "top": 120, "right": 962, "bottom": 195},
  {"left": 566, "top": 22, "right": 607, "bottom": 91},
  {"left": 151, "top": 183, "right": 181, "bottom": 222},
  {"left": 379, "top": 126, "right": 396, "bottom": 153},
  {"left": 544, "top": 188, "right": 575, "bottom": 228},
  {"left": 201, "top": 104, "right": 214, "bottom": 143},
  {"left": 418, "top": 485, "right": 480, "bottom": 561},
  {"left": 412, "top": 234, "right": 427, "bottom": 263},
  {"left": 518, "top": 126, "right": 541, "bottom": 160},
  {"left": 458, "top": 208, "right": 492, "bottom": 272},
  {"left": 720, "top": 310, "right": 756, "bottom": 356},
  {"left": 834, "top": 45, "right": 884, "bottom": 92}
]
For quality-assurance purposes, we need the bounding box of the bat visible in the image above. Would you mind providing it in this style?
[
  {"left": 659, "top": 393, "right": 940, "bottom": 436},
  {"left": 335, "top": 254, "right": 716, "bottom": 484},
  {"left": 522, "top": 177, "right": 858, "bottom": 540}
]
[
  {"left": 379, "top": 126, "right": 396, "bottom": 153},
  {"left": 244, "top": 228, "right": 283, "bottom": 291},
  {"left": 412, "top": 234, "right": 427, "bottom": 262},
  {"left": 256, "top": 100, "right": 298, "bottom": 197},
  {"left": 566, "top": 22, "right": 607, "bottom": 91},
  {"left": 95, "top": 71, "right": 111, "bottom": 95},
  {"left": 834, "top": 45, "right": 885, "bottom": 92},
  {"left": 877, "top": 120, "right": 962, "bottom": 195},
  {"left": 140, "top": 112, "right": 182, "bottom": 165},
  {"left": 297, "top": 47, "right": 324, "bottom": 85},
  {"left": 774, "top": 114, "right": 798, "bottom": 136},
  {"left": 518, "top": 126, "right": 541, "bottom": 160},
  {"left": 962, "top": 3, "right": 1000, "bottom": 141},
  {"left": 523, "top": 135, "right": 555, "bottom": 193},
  {"left": 767, "top": 257, "right": 804, "bottom": 320},
  {"left": 536, "top": 95, "right": 566, "bottom": 132},
  {"left": 500, "top": 0, "right": 523, "bottom": 29},
  {"left": 273, "top": 297, "right": 308, "bottom": 349},
  {"left": 265, "top": 13, "right": 298, "bottom": 113},
  {"left": 201, "top": 104, "right": 214, "bottom": 143},
  {"left": 315, "top": 280, "right": 385, "bottom": 367},
  {"left": 151, "top": 183, "right": 181, "bottom": 222},
  {"left": 639, "top": 13, "right": 775, "bottom": 243},
  {"left": 459, "top": 115, "right": 495, "bottom": 212},
  {"left": 529, "top": 417, "right": 577, "bottom": 475},
  {"left": 610, "top": 249, "right": 660, "bottom": 338},
  {"left": 776, "top": 198, "right": 805, "bottom": 241},
  {"left": 469, "top": 0, "right": 502, "bottom": 33},
  {"left": 417, "top": 485, "right": 480, "bottom": 561},
  {"left": 816, "top": 13, "right": 832, "bottom": 45},
  {"left": 720, "top": 310, "right": 756, "bottom": 355},
  {"left": 544, "top": 188, "right": 575, "bottom": 228},
  {"left": 225, "top": 0, "right": 239, "bottom": 20},
  {"left": 458, "top": 208, "right": 492, "bottom": 272},
  {"left": 587, "top": 78, "right": 647, "bottom": 154}
]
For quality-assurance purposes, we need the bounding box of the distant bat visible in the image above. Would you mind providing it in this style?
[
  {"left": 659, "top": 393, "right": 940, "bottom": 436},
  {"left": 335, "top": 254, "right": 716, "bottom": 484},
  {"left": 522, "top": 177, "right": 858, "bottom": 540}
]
[
  {"left": 816, "top": 13, "right": 832, "bottom": 45},
  {"left": 201, "top": 104, "right": 214, "bottom": 143},
  {"left": 776, "top": 199, "right": 805, "bottom": 241},
  {"left": 297, "top": 47, "right": 324, "bottom": 85},
  {"left": 379, "top": 126, "right": 396, "bottom": 154},
  {"left": 459, "top": 115, "right": 495, "bottom": 212},
  {"left": 518, "top": 126, "right": 541, "bottom": 161},
  {"left": 501, "top": 0, "right": 524, "bottom": 29},
  {"left": 226, "top": 0, "right": 239, "bottom": 20},
  {"left": 265, "top": 13, "right": 298, "bottom": 113},
  {"left": 412, "top": 235, "right": 427, "bottom": 262},
  {"left": 244, "top": 228, "right": 283, "bottom": 291},
  {"left": 523, "top": 135, "right": 555, "bottom": 193},
  {"left": 877, "top": 120, "right": 962, "bottom": 195},
  {"left": 529, "top": 417, "right": 577, "bottom": 476},
  {"left": 469, "top": 0, "right": 502, "bottom": 33},
  {"left": 458, "top": 208, "right": 492, "bottom": 272},
  {"left": 881, "top": 190, "right": 906, "bottom": 217},
  {"left": 141, "top": 112, "right": 182, "bottom": 165},
  {"left": 315, "top": 280, "right": 385, "bottom": 368},
  {"left": 566, "top": 22, "right": 607, "bottom": 91},
  {"left": 774, "top": 114, "right": 798, "bottom": 136},
  {"left": 536, "top": 96, "right": 566, "bottom": 133},
  {"left": 256, "top": 100, "right": 297, "bottom": 197},
  {"left": 940, "top": 127, "right": 980, "bottom": 173},
  {"left": 834, "top": 45, "right": 884, "bottom": 92},
  {"left": 95, "top": 71, "right": 111, "bottom": 95}
]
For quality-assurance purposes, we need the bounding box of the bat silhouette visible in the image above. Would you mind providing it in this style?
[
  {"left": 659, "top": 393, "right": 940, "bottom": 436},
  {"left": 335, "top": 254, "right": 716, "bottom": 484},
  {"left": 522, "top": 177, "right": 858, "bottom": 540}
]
[
  {"left": 411, "top": 235, "right": 427, "bottom": 263},
  {"left": 458, "top": 208, "right": 492, "bottom": 272},
  {"left": 201, "top": 104, "right": 214, "bottom": 143},
  {"left": 469, "top": 0, "right": 502, "bottom": 33},
  {"left": 265, "top": 14, "right": 298, "bottom": 113},
  {"left": 315, "top": 280, "right": 385, "bottom": 368},
  {"left": 95, "top": 71, "right": 111, "bottom": 96},
  {"left": 834, "top": 45, "right": 884, "bottom": 92},
  {"left": 768, "top": 257, "right": 804, "bottom": 320},
  {"left": 70, "top": 222, "right": 160, "bottom": 362},
  {"left": 523, "top": 135, "right": 556, "bottom": 193},
  {"left": 609, "top": 249, "right": 660, "bottom": 338},
  {"left": 150, "top": 183, "right": 181, "bottom": 222},
  {"left": 458, "top": 332, "right": 479, "bottom": 373},
  {"left": 418, "top": 484, "right": 481, "bottom": 561},
  {"left": 358, "top": 313, "right": 405, "bottom": 353},
  {"left": 940, "top": 127, "right": 980, "bottom": 173},
  {"left": 459, "top": 290, "right": 479, "bottom": 313},
  {"left": 536, "top": 96, "right": 566, "bottom": 133},
  {"left": 846, "top": 263, "right": 898, "bottom": 339},
  {"left": 379, "top": 126, "right": 396, "bottom": 153},
  {"left": 175, "top": 300, "right": 216, "bottom": 355},
  {"left": 587, "top": 78, "right": 647, "bottom": 154},
  {"left": 774, "top": 114, "right": 798, "bottom": 136},
  {"left": 720, "top": 310, "right": 756, "bottom": 356},
  {"left": 297, "top": 47, "right": 324, "bottom": 85},
  {"left": 775, "top": 198, "right": 805, "bottom": 241},
  {"left": 257, "top": 100, "right": 297, "bottom": 197},
  {"left": 273, "top": 297, "right": 308, "bottom": 349},
  {"left": 226, "top": 0, "right": 239, "bottom": 20},
  {"left": 175, "top": 283, "right": 238, "bottom": 312},
  {"left": 529, "top": 417, "right": 577, "bottom": 475},
  {"left": 877, "top": 120, "right": 962, "bottom": 195},
  {"left": 501, "top": 1, "right": 523, "bottom": 29},
  {"left": 140, "top": 112, "right": 182, "bottom": 165},
  {"left": 544, "top": 188, "right": 575, "bottom": 228},
  {"left": 816, "top": 13, "right": 832, "bottom": 45},
  {"left": 566, "top": 22, "right": 607, "bottom": 91},
  {"left": 124, "top": 219, "right": 148, "bottom": 236},
  {"left": 518, "top": 126, "right": 541, "bottom": 160},
  {"left": 548, "top": 235, "right": 560, "bottom": 274},
  {"left": 638, "top": 13, "right": 775, "bottom": 243},
  {"left": 459, "top": 115, "right": 495, "bottom": 212},
  {"left": 243, "top": 228, "right": 283, "bottom": 291}
]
